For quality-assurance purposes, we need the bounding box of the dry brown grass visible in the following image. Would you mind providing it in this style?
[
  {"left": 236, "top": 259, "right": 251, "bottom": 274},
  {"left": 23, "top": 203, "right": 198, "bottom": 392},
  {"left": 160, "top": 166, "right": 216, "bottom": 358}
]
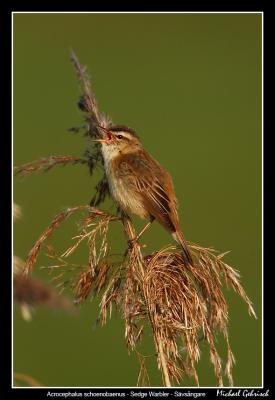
[
  {"left": 23, "top": 205, "right": 91, "bottom": 275},
  {"left": 13, "top": 204, "right": 75, "bottom": 321},
  {"left": 13, "top": 274, "right": 75, "bottom": 317},
  {"left": 14, "top": 155, "right": 86, "bottom": 177},
  {"left": 14, "top": 52, "right": 257, "bottom": 387},
  {"left": 18, "top": 204, "right": 256, "bottom": 386},
  {"left": 13, "top": 372, "right": 44, "bottom": 387}
]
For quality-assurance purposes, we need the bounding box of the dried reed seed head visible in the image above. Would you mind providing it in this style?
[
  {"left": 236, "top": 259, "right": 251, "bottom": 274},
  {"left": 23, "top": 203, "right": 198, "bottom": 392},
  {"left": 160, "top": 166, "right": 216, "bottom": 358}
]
[
  {"left": 13, "top": 274, "right": 74, "bottom": 312},
  {"left": 141, "top": 250, "right": 238, "bottom": 385},
  {"left": 13, "top": 255, "right": 25, "bottom": 274},
  {"left": 13, "top": 203, "right": 22, "bottom": 220},
  {"left": 14, "top": 275, "right": 52, "bottom": 304},
  {"left": 23, "top": 205, "right": 91, "bottom": 275},
  {"left": 78, "top": 94, "right": 91, "bottom": 113},
  {"left": 89, "top": 176, "right": 110, "bottom": 207},
  {"left": 136, "top": 353, "right": 151, "bottom": 387},
  {"left": 74, "top": 262, "right": 111, "bottom": 303},
  {"left": 74, "top": 269, "right": 94, "bottom": 303},
  {"left": 14, "top": 156, "right": 86, "bottom": 178},
  {"left": 94, "top": 262, "right": 110, "bottom": 293},
  {"left": 143, "top": 252, "right": 209, "bottom": 327},
  {"left": 142, "top": 244, "right": 255, "bottom": 387},
  {"left": 70, "top": 50, "right": 113, "bottom": 133},
  {"left": 99, "top": 273, "right": 123, "bottom": 326}
]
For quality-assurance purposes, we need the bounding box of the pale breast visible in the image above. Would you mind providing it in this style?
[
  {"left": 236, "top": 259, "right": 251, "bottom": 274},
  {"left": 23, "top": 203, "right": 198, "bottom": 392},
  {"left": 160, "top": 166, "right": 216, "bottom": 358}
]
[
  {"left": 109, "top": 171, "right": 148, "bottom": 219},
  {"left": 105, "top": 159, "right": 148, "bottom": 219}
]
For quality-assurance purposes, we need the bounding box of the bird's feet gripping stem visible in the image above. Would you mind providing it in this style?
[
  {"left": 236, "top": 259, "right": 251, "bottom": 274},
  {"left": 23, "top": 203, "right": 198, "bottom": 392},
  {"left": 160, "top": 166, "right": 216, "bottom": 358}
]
[{"left": 127, "top": 219, "right": 154, "bottom": 249}]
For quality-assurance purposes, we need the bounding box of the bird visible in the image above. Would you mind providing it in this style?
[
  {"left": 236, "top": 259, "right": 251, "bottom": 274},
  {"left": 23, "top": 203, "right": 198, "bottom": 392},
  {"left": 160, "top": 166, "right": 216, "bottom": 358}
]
[{"left": 94, "top": 124, "right": 193, "bottom": 264}]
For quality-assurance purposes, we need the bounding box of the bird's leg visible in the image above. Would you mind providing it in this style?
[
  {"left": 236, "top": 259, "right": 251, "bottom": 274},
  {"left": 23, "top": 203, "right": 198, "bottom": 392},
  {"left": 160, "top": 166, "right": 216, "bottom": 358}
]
[{"left": 128, "top": 217, "right": 155, "bottom": 248}]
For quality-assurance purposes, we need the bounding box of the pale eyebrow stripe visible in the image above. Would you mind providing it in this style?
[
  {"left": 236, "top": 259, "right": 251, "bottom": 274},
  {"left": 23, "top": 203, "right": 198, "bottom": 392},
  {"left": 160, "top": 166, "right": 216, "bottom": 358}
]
[{"left": 114, "top": 132, "right": 131, "bottom": 141}]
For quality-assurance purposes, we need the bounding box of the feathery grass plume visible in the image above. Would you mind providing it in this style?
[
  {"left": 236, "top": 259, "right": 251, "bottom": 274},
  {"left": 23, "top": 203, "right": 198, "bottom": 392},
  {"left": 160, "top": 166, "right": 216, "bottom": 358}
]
[
  {"left": 70, "top": 50, "right": 112, "bottom": 133},
  {"left": 14, "top": 52, "right": 257, "bottom": 387},
  {"left": 74, "top": 262, "right": 111, "bottom": 304},
  {"left": 90, "top": 175, "right": 110, "bottom": 207},
  {"left": 13, "top": 204, "right": 75, "bottom": 321},
  {"left": 14, "top": 155, "right": 86, "bottom": 177},
  {"left": 13, "top": 274, "right": 75, "bottom": 317},
  {"left": 13, "top": 203, "right": 22, "bottom": 220},
  {"left": 69, "top": 50, "right": 112, "bottom": 203},
  {"left": 23, "top": 205, "right": 91, "bottom": 275},
  {"left": 136, "top": 352, "right": 151, "bottom": 387},
  {"left": 13, "top": 372, "right": 44, "bottom": 387},
  {"left": 13, "top": 255, "right": 25, "bottom": 274}
]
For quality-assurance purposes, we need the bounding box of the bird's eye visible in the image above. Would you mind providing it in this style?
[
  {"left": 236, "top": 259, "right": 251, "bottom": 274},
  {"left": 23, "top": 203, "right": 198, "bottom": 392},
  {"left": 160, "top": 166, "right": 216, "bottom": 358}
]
[{"left": 117, "top": 134, "right": 123, "bottom": 139}]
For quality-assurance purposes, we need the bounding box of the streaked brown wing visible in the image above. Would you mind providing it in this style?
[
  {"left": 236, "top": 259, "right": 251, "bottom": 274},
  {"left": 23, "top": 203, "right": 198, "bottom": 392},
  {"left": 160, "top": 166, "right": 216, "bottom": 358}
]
[{"left": 117, "top": 151, "right": 179, "bottom": 232}]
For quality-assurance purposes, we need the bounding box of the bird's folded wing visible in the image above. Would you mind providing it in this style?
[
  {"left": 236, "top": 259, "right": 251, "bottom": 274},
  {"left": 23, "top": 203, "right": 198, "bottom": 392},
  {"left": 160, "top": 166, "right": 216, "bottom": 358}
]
[{"left": 117, "top": 153, "right": 178, "bottom": 232}]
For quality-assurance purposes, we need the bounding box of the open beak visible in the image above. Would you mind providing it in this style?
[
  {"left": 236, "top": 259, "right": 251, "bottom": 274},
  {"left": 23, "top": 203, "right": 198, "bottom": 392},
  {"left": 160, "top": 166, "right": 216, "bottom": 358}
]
[{"left": 93, "top": 125, "right": 113, "bottom": 143}]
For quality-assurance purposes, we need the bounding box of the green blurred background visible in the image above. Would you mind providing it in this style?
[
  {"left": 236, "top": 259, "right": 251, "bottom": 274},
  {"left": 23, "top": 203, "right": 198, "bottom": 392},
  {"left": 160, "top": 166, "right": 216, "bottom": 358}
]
[{"left": 13, "top": 13, "right": 262, "bottom": 387}]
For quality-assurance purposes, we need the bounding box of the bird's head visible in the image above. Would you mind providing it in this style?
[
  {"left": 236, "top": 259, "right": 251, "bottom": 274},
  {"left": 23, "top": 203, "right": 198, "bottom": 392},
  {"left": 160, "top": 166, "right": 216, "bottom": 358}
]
[{"left": 94, "top": 125, "right": 142, "bottom": 158}]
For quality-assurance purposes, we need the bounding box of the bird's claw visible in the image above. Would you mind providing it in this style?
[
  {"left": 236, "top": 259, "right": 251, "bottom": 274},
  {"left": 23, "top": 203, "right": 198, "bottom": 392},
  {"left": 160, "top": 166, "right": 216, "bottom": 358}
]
[
  {"left": 127, "top": 238, "right": 147, "bottom": 249},
  {"left": 127, "top": 237, "right": 139, "bottom": 249}
]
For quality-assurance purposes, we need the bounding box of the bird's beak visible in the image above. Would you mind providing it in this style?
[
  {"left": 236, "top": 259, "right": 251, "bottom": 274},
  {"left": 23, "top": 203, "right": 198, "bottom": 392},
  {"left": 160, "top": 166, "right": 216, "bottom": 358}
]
[{"left": 93, "top": 125, "right": 113, "bottom": 143}]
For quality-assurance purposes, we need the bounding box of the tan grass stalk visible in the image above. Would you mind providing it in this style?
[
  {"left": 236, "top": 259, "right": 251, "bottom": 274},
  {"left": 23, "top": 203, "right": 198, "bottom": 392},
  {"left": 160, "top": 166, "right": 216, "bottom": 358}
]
[
  {"left": 14, "top": 372, "right": 43, "bottom": 387},
  {"left": 70, "top": 50, "right": 112, "bottom": 130},
  {"left": 23, "top": 205, "right": 90, "bottom": 275},
  {"left": 14, "top": 155, "right": 86, "bottom": 177},
  {"left": 136, "top": 352, "right": 151, "bottom": 387},
  {"left": 122, "top": 217, "right": 173, "bottom": 386},
  {"left": 13, "top": 203, "right": 22, "bottom": 220},
  {"left": 14, "top": 271, "right": 75, "bottom": 322}
]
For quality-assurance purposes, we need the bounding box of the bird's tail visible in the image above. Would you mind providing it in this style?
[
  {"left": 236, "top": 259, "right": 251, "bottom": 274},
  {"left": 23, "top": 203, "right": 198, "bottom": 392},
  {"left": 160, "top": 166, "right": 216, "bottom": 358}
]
[{"left": 172, "top": 230, "right": 193, "bottom": 265}]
